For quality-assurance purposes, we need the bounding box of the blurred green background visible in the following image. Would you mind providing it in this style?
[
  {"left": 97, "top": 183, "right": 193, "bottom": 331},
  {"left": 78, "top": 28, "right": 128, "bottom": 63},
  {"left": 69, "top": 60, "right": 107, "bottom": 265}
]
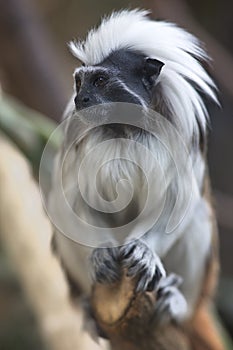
[{"left": 0, "top": 0, "right": 232, "bottom": 349}]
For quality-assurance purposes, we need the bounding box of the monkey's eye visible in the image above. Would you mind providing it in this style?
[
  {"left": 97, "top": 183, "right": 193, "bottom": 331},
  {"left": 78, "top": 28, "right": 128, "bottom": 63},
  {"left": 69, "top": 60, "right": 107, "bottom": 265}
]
[
  {"left": 93, "top": 76, "right": 107, "bottom": 88},
  {"left": 75, "top": 77, "right": 82, "bottom": 93}
]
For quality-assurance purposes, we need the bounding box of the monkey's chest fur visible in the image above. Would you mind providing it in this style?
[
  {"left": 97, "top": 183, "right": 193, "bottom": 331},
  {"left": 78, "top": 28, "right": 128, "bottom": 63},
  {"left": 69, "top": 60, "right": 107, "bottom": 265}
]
[{"left": 61, "top": 124, "right": 175, "bottom": 231}]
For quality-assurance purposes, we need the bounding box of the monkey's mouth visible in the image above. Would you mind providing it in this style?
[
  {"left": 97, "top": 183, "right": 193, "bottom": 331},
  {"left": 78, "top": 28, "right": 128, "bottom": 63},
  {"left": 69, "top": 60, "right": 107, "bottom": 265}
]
[
  {"left": 75, "top": 102, "right": 147, "bottom": 129},
  {"left": 75, "top": 103, "right": 114, "bottom": 125},
  {"left": 101, "top": 123, "right": 146, "bottom": 139}
]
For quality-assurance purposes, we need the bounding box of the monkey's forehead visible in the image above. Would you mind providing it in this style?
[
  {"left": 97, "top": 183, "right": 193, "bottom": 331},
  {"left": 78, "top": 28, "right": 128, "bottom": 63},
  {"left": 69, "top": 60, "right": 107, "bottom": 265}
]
[
  {"left": 73, "top": 66, "right": 109, "bottom": 78},
  {"left": 73, "top": 49, "right": 148, "bottom": 80}
]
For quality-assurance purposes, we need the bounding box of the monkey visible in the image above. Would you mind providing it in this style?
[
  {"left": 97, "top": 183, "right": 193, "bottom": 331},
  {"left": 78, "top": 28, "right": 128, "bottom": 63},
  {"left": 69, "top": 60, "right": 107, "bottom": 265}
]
[{"left": 48, "top": 9, "right": 224, "bottom": 349}]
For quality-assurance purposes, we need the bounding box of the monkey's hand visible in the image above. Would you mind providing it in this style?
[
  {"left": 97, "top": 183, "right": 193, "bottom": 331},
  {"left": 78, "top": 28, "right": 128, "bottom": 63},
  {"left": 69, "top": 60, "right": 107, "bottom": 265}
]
[
  {"left": 152, "top": 274, "right": 187, "bottom": 325},
  {"left": 91, "top": 239, "right": 166, "bottom": 292}
]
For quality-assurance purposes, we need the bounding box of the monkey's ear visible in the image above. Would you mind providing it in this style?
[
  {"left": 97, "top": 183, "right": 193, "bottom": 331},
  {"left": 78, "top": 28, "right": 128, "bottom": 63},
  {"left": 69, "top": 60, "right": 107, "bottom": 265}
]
[{"left": 142, "top": 58, "right": 164, "bottom": 88}]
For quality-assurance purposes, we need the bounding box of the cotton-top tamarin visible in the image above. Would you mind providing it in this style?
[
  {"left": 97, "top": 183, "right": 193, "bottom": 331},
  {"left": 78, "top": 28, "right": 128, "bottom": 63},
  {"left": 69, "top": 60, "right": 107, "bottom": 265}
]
[{"left": 48, "top": 9, "right": 224, "bottom": 349}]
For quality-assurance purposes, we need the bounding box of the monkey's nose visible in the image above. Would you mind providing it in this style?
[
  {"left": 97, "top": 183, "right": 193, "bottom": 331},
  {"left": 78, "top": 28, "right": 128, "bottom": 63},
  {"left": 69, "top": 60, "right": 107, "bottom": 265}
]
[
  {"left": 74, "top": 95, "right": 90, "bottom": 110},
  {"left": 82, "top": 97, "right": 90, "bottom": 103}
]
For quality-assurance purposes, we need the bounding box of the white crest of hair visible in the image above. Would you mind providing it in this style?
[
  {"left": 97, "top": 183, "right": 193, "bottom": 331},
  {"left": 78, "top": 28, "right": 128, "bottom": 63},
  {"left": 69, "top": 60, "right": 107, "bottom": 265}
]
[{"left": 69, "top": 9, "right": 218, "bottom": 142}]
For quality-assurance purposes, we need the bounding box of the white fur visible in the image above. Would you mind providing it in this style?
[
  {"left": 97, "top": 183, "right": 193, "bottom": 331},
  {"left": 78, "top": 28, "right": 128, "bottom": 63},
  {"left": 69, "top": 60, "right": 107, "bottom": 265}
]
[{"left": 69, "top": 9, "right": 218, "bottom": 142}]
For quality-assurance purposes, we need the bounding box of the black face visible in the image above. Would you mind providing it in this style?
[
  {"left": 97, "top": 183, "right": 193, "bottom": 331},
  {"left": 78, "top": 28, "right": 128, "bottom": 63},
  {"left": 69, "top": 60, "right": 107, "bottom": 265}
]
[{"left": 74, "top": 49, "right": 164, "bottom": 111}]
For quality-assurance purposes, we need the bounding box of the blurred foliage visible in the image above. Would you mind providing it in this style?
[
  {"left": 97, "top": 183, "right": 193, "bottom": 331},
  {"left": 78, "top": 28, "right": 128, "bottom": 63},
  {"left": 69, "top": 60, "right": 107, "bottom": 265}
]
[
  {"left": 0, "top": 96, "right": 57, "bottom": 349},
  {"left": 0, "top": 94, "right": 60, "bottom": 178},
  {"left": 0, "top": 247, "right": 47, "bottom": 350}
]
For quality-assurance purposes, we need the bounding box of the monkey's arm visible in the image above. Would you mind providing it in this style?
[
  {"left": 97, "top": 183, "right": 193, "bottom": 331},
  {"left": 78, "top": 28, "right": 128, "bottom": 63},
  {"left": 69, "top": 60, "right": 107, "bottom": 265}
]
[{"left": 150, "top": 195, "right": 213, "bottom": 318}]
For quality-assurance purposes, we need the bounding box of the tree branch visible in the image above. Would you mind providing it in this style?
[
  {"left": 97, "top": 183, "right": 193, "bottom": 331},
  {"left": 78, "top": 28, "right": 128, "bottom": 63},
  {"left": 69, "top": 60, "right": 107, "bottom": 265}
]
[
  {"left": 92, "top": 274, "right": 190, "bottom": 350},
  {"left": 0, "top": 134, "right": 107, "bottom": 350}
]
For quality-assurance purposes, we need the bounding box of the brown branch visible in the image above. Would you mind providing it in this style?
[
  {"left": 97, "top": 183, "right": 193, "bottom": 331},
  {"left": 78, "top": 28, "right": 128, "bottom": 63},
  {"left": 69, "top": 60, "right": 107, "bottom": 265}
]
[
  {"left": 92, "top": 274, "right": 190, "bottom": 350},
  {"left": 0, "top": 134, "right": 107, "bottom": 350}
]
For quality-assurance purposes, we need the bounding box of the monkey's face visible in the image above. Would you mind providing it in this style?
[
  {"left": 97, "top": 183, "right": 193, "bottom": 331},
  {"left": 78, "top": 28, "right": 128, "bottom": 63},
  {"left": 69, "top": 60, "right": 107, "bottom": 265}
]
[{"left": 73, "top": 49, "right": 164, "bottom": 112}]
